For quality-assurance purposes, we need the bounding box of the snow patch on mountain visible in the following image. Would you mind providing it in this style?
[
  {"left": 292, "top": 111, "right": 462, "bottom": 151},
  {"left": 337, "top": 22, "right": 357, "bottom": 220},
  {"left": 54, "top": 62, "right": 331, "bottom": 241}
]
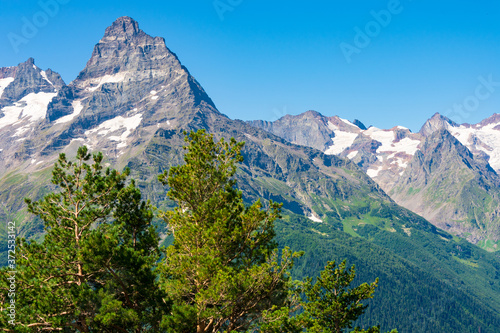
[
  {"left": 448, "top": 122, "right": 500, "bottom": 171},
  {"left": 40, "top": 70, "right": 53, "bottom": 86},
  {"left": 340, "top": 117, "right": 355, "bottom": 127},
  {"left": 364, "top": 127, "right": 396, "bottom": 153},
  {"left": 0, "top": 77, "right": 15, "bottom": 98},
  {"left": 367, "top": 166, "right": 383, "bottom": 178},
  {"left": 0, "top": 92, "right": 57, "bottom": 130},
  {"left": 85, "top": 113, "right": 143, "bottom": 148},
  {"left": 392, "top": 137, "right": 421, "bottom": 155},
  {"left": 325, "top": 121, "right": 359, "bottom": 155},
  {"left": 308, "top": 213, "right": 322, "bottom": 223},
  {"left": 347, "top": 151, "right": 358, "bottom": 159},
  {"left": 55, "top": 100, "right": 84, "bottom": 124},
  {"left": 86, "top": 72, "right": 128, "bottom": 92},
  {"left": 14, "top": 125, "right": 31, "bottom": 137}
]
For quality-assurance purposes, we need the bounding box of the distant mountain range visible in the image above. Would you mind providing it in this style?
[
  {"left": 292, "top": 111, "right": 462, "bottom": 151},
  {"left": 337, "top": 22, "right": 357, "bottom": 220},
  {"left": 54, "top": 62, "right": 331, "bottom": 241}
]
[
  {"left": 250, "top": 111, "right": 500, "bottom": 251},
  {"left": 1, "top": 16, "right": 500, "bottom": 332}
]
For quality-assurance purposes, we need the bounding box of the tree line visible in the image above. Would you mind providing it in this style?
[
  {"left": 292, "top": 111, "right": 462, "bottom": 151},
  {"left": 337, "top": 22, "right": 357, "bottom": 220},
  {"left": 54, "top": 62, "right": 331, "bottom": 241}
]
[{"left": 0, "top": 130, "right": 397, "bottom": 333}]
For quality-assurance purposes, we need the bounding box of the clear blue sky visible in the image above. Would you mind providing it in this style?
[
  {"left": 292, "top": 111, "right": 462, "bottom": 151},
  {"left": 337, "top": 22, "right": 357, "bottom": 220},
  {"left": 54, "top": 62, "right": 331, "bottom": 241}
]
[{"left": 1, "top": 0, "right": 500, "bottom": 132}]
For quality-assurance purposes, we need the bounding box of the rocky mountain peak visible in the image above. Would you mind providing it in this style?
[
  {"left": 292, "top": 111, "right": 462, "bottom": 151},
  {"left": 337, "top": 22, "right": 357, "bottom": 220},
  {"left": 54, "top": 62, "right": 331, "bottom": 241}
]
[
  {"left": 478, "top": 113, "right": 500, "bottom": 127},
  {"left": 75, "top": 16, "right": 180, "bottom": 84},
  {"left": 302, "top": 110, "right": 323, "bottom": 119},
  {"left": 353, "top": 119, "right": 367, "bottom": 130},
  {"left": 43, "top": 16, "right": 217, "bottom": 151},
  {"left": 419, "top": 113, "right": 459, "bottom": 136},
  {"left": 103, "top": 16, "right": 141, "bottom": 39},
  {"left": 0, "top": 58, "right": 64, "bottom": 107}
]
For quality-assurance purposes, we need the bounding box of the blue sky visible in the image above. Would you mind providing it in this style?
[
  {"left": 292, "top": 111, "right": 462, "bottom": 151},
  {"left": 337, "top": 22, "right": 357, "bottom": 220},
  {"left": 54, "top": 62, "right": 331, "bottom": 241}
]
[{"left": 1, "top": 0, "right": 500, "bottom": 132}]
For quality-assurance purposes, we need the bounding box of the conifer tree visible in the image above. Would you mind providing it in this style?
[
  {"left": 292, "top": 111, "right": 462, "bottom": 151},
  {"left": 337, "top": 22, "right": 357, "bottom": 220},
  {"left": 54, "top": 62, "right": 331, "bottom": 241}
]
[
  {"left": 0, "top": 146, "right": 168, "bottom": 332},
  {"left": 301, "top": 260, "right": 397, "bottom": 333},
  {"left": 158, "top": 130, "right": 299, "bottom": 333},
  {"left": 260, "top": 260, "right": 397, "bottom": 333}
]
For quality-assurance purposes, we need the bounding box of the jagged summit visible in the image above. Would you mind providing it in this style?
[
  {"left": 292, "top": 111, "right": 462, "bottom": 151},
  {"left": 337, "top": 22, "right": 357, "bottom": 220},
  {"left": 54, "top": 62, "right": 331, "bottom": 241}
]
[
  {"left": 419, "top": 112, "right": 459, "bottom": 136},
  {"left": 17, "top": 16, "right": 220, "bottom": 159},
  {"left": 75, "top": 16, "right": 176, "bottom": 83},
  {"left": 0, "top": 58, "right": 64, "bottom": 107},
  {"left": 478, "top": 113, "right": 500, "bottom": 127},
  {"left": 103, "top": 16, "right": 142, "bottom": 39},
  {"left": 353, "top": 119, "right": 367, "bottom": 130}
]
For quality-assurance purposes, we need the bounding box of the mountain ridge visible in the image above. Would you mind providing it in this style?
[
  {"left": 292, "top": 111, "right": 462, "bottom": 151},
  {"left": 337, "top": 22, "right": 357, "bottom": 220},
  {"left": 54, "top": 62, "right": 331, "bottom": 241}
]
[
  {"left": 1, "top": 16, "right": 500, "bottom": 332},
  {"left": 249, "top": 109, "right": 500, "bottom": 250}
]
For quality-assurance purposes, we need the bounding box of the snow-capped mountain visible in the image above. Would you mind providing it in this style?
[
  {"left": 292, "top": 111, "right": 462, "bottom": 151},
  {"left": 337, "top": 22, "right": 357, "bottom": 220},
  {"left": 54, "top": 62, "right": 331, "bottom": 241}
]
[
  {"left": 249, "top": 112, "right": 422, "bottom": 193},
  {"left": 427, "top": 113, "right": 500, "bottom": 172},
  {"left": 250, "top": 111, "right": 500, "bottom": 249},
  {"left": 0, "top": 16, "right": 391, "bottom": 233}
]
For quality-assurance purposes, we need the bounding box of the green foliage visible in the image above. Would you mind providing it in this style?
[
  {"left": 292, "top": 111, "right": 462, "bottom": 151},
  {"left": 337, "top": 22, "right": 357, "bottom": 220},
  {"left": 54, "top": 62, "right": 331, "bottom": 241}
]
[
  {"left": 158, "top": 130, "right": 300, "bottom": 332},
  {"left": 276, "top": 212, "right": 500, "bottom": 332},
  {"left": 0, "top": 146, "right": 168, "bottom": 332},
  {"left": 259, "top": 260, "right": 397, "bottom": 333},
  {"left": 301, "top": 260, "right": 379, "bottom": 333}
]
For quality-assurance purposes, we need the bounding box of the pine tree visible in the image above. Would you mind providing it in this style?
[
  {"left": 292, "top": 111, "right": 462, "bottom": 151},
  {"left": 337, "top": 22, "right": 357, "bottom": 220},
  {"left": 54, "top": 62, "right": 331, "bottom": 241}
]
[
  {"left": 0, "top": 146, "right": 169, "bottom": 332},
  {"left": 158, "top": 130, "right": 299, "bottom": 333},
  {"left": 301, "top": 260, "right": 397, "bottom": 333}
]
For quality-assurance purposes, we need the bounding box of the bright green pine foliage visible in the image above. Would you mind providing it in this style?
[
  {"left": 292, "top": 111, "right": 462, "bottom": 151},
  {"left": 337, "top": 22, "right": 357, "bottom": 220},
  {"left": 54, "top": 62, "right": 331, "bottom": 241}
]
[
  {"left": 301, "top": 260, "right": 396, "bottom": 333},
  {"left": 0, "top": 146, "right": 168, "bottom": 332},
  {"left": 158, "top": 130, "right": 300, "bottom": 333},
  {"left": 258, "top": 260, "right": 397, "bottom": 333}
]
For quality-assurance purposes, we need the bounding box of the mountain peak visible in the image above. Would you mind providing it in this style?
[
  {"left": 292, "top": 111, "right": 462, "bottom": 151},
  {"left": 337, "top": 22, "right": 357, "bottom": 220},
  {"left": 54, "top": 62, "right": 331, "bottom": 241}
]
[
  {"left": 75, "top": 16, "right": 172, "bottom": 83},
  {"left": 302, "top": 110, "right": 324, "bottom": 118},
  {"left": 353, "top": 119, "right": 367, "bottom": 130},
  {"left": 104, "top": 16, "right": 141, "bottom": 39},
  {"left": 477, "top": 113, "right": 500, "bottom": 127},
  {"left": 419, "top": 113, "right": 458, "bottom": 136},
  {"left": 24, "top": 57, "right": 35, "bottom": 66}
]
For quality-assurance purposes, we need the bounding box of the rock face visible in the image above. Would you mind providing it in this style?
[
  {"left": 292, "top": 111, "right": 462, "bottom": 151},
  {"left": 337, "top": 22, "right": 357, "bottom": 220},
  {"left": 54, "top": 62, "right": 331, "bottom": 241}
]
[
  {"left": 0, "top": 58, "right": 64, "bottom": 107},
  {"left": 419, "top": 112, "right": 459, "bottom": 137},
  {"left": 390, "top": 129, "right": 500, "bottom": 247},
  {"left": 43, "top": 16, "right": 217, "bottom": 154},
  {"left": 248, "top": 111, "right": 336, "bottom": 151},
  {"left": 0, "top": 58, "right": 65, "bottom": 171}
]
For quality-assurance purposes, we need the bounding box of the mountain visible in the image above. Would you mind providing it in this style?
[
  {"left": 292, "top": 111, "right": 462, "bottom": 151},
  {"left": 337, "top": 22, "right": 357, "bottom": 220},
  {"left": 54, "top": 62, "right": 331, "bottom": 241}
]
[
  {"left": 421, "top": 112, "right": 500, "bottom": 172},
  {"left": 248, "top": 112, "right": 422, "bottom": 193},
  {"left": 1, "top": 16, "right": 500, "bottom": 332},
  {"left": 390, "top": 129, "right": 500, "bottom": 248},
  {"left": 250, "top": 111, "right": 500, "bottom": 251},
  {"left": 0, "top": 16, "right": 391, "bottom": 229}
]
